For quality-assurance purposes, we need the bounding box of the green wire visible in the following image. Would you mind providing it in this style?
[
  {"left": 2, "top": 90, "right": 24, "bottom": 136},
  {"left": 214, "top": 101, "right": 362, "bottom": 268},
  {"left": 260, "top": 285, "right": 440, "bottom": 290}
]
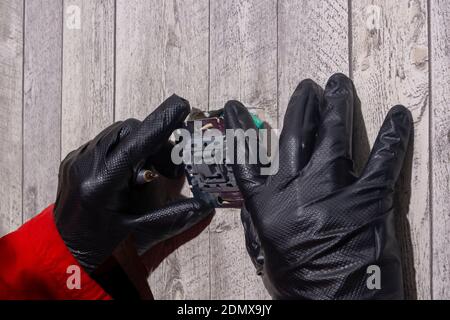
[{"left": 251, "top": 113, "right": 264, "bottom": 129}]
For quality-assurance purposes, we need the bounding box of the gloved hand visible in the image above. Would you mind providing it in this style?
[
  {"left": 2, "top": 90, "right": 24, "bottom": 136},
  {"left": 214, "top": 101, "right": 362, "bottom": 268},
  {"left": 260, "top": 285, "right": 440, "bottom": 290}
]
[
  {"left": 224, "top": 73, "right": 412, "bottom": 300},
  {"left": 55, "top": 94, "right": 213, "bottom": 275}
]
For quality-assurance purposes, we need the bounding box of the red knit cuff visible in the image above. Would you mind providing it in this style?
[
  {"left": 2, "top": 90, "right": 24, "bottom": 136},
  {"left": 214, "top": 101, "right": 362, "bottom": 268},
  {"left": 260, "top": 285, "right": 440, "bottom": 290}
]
[{"left": 0, "top": 205, "right": 111, "bottom": 300}]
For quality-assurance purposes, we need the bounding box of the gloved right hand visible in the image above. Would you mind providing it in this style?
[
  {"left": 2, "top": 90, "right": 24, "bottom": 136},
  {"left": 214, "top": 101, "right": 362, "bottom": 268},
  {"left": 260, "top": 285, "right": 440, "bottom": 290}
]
[
  {"left": 55, "top": 95, "right": 213, "bottom": 275},
  {"left": 224, "top": 73, "right": 412, "bottom": 299}
]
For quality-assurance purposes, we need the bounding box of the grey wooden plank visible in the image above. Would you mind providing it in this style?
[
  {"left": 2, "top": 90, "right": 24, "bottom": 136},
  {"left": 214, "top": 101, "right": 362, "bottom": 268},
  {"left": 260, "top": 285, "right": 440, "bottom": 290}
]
[
  {"left": 116, "top": 0, "right": 210, "bottom": 299},
  {"left": 278, "top": 0, "right": 349, "bottom": 127},
  {"left": 209, "top": 0, "right": 276, "bottom": 300},
  {"left": 430, "top": 0, "right": 450, "bottom": 300},
  {"left": 23, "top": 0, "right": 62, "bottom": 220},
  {"left": 351, "top": 0, "right": 430, "bottom": 299},
  {"left": 0, "top": 0, "right": 23, "bottom": 237},
  {"left": 61, "top": 0, "right": 115, "bottom": 159}
]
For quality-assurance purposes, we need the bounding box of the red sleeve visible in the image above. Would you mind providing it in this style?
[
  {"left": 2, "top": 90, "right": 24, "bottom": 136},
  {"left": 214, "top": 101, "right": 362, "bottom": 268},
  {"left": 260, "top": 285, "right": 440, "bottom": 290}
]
[{"left": 0, "top": 205, "right": 111, "bottom": 300}]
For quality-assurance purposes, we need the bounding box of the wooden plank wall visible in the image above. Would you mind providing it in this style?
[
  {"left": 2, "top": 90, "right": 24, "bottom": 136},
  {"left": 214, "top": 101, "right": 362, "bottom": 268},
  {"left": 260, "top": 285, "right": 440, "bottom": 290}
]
[
  {"left": 352, "top": 0, "right": 430, "bottom": 300},
  {"left": 430, "top": 0, "right": 450, "bottom": 300},
  {"left": 209, "top": 0, "right": 276, "bottom": 300},
  {"left": 0, "top": 0, "right": 449, "bottom": 300},
  {"left": 0, "top": 0, "right": 23, "bottom": 237}
]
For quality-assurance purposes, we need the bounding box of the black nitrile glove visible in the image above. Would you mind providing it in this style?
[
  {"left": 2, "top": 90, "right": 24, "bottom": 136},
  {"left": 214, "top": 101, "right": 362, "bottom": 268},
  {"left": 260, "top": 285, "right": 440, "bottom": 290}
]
[
  {"left": 55, "top": 94, "right": 213, "bottom": 274},
  {"left": 224, "top": 73, "right": 412, "bottom": 300}
]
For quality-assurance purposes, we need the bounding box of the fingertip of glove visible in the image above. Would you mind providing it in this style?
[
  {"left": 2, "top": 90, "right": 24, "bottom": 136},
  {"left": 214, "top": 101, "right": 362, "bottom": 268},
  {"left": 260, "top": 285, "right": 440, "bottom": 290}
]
[
  {"left": 144, "top": 94, "right": 190, "bottom": 131},
  {"left": 195, "top": 198, "right": 215, "bottom": 216},
  {"left": 292, "top": 78, "right": 321, "bottom": 95},
  {"left": 374, "top": 105, "right": 413, "bottom": 154},
  {"left": 388, "top": 105, "right": 413, "bottom": 123},
  {"left": 167, "top": 93, "right": 190, "bottom": 106},
  {"left": 163, "top": 94, "right": 191, "bottom": 117},
  {"left": 386, "top": 105, "right": 413, "bottom": 145},
  {"left": 325, "top": 73, "right": 354, "bottom": 96},
  {"left": 223, "top": 100, "right": 254, "bottom": 129},
  {"left": 175, "top": 198, "right": 215, "bottom": 217},
  {"left": 224, "top": 100, "right": 247, "bottom": 115},
  {"left": 328, "top": 72, "right": 352, "bottom": 83}
]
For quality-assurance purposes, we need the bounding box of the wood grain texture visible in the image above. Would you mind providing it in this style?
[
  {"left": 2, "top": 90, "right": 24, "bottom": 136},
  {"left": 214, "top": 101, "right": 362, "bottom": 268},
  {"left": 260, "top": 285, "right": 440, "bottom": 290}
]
[
  {"left": 278, "top": 0, "right": 349, "bottom": 127},
  {"left": 115, "top": 0, "right": 210, "bottom": 299},
  {"left": 23, "top": 0, "right": 62, "bottom": 220},
  {"left": 430, "top": 0, "right": 450, "bottom": 300},
  {"left": 0, "top": 0, "right": 23, "bottom": 237},
  {"left": 351, "top": 0, "right": 430, "bottom": 299},
  {"left": 1, "top": 0, "right": 448, "bottom": 300},
  {"left": 209, "top": 0, "right": 276, "bottom": 300},
  {"left": 61, "top": 0, "right": 114, "bottom": 159}
]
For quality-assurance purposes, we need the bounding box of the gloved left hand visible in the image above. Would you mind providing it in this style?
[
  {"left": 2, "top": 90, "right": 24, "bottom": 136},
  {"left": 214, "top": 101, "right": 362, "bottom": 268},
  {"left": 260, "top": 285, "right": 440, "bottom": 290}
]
[{"left": 54, "top": 94, "right": 213, "bottom": 274}]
